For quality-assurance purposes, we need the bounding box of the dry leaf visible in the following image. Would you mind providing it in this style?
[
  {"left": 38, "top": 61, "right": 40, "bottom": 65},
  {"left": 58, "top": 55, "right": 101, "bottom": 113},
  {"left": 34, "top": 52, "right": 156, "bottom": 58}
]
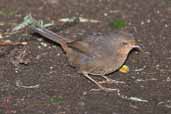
[{"left": 119, "top": 65, "right": 129, "bottom": 73}]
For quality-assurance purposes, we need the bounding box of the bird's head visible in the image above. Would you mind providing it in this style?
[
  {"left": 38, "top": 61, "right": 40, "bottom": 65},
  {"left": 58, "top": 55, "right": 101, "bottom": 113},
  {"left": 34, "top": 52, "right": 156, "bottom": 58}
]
[{"left": 115, "top": 32, "right": 141, "bottom": 55}]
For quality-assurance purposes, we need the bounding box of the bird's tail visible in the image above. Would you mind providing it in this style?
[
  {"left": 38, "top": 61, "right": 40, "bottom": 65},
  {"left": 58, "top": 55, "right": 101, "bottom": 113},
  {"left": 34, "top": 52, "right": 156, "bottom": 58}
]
[{"left": 31, "top": 27, "right": 70, "bottom": 51}]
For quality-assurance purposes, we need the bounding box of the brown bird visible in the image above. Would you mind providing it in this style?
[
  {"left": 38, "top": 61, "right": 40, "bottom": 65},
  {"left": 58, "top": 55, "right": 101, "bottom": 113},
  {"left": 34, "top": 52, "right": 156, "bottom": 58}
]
[{"left": 31, "top": 27, "right": 140, "bottom": 92}]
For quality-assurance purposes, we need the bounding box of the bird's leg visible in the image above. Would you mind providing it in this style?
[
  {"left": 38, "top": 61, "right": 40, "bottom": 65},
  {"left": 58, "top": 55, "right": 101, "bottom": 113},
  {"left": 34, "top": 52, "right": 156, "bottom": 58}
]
[
  {"left": 98, "top": 76, "right": 125, "bottom": 84},
  {"left": 82, "top": 72, "right": 118, "bottom": 92}
]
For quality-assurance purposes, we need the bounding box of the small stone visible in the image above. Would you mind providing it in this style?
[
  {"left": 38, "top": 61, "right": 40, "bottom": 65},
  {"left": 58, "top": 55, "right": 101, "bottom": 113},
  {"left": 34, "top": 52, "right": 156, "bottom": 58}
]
[
  {"left": 36, "top": 55, "right": 41, "bottom": 60},
  {"left": 127, "top": 22, "right": 131, "bottom": 25},
  {"left": 141, "top": 21, "right": 144, "bottom": 25},
  {"left": 52, "top": 45, "right": 57, "bottom": 48},
  {"left": 40, "top": 42, "right": 47, "bottom": 47},
  {"left": 15, "top": 70, "right": 19, "bottom": 73},
  {"left": 156, "top": 64, "right": 160, "bottom": 70},
  {"left": 166, "top": 77, "right": 171, "bottom": 82},
  {"left": 57, "top": 53, "right": 61, "bottom": 56},
  {"left": 0, "top": 33, "right": 3, "bottom": 39},
  {"left": 50, "top": 66, "right": 53, "bottom": 70},
  {"left": 37, "top": 38, "right": 43, "bottom": 42},
  {"left": 147, "top": 19, "right": 151, "bottom": 23},
  {"left": 38, "top": 45, "right": 41, "bottom": 49},
  {"left": 165, "top": 24, "right": 168, "bottom": 28},
  {"left": 104, "top": 13, "right": 108, "bottom": 16},
  {"left": 21, "top": 42, "right": 28, "bottom": 45},
  {"left": 83, "top": 91, "right": 87, "bottom": 95},
  {"left": 156, "top": 10, "right": 160, "bottom": 14}
]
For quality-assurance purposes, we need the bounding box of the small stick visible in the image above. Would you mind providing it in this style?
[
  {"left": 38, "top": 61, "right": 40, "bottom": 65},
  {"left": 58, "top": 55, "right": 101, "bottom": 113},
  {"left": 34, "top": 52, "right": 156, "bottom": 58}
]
[
  {"left": 16, "top": 80, "right": 40, "bottom": 89},
  {"left": 0, "top": 40, "right": 27, "bottom": 46}
]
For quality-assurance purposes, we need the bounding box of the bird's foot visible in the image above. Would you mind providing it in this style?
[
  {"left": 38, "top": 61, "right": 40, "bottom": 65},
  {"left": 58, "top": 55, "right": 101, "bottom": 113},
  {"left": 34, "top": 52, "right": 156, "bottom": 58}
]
[
  {"left": 82, "top": 72, "right": 122, "bottom": 92},
  {"left": 98, "top": 76, "right": 125, "bottom": 84},
  {"left": 98, "top": 80, "right": 125, "bottom": 84}
]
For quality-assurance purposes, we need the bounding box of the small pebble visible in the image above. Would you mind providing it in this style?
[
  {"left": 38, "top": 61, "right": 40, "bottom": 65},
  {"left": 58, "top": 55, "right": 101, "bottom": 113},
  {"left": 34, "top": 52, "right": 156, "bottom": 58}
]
[
  {"left": 0, "top": 33, "right": 3, "bottom": 39},
  {"left": 166, "top": 77, "right": 171, "bottom": 82},
  {"left": 21, "top": 42, "right": 28, "bottom": 45},
  {"left": 36, "top": 55, "right": 41, "bottom": 60},
  {"left": 156, "top": 10, "right": 160, "bottom": 14},
  {"left": 156, "top": 64, "right": 160, "bottom": 70},
  {"left": 166, "top": 76, "right": 171, "bottom": 82},
  {"left": 128, "top": 22, "right": 132, "bottom": 25},
  {"left": 50, "top": 66, "right": 53, "bottom": 70},
  {"left": 37, "top": 38, "right": 43, "bottom": 42},
  {"left": 57, "top": 53, "right": 61, "bottom": 56},
  {"left": 104, "top": 13, "right": 108, "bottom": 16},
  {"left": 40, "top": 42, "right": 48, "bottom": 47},
  {"left": 52, "top": 45, "right": 57, "bottom": 48},
  {"left": 83, "top": 91, "right": 87, "bottom": 95},
  {"left": 141, "top": 21, "right": 144, "bottom": 25},
  {"left": 38, "top": 45, "right": 41, "bottom": 49},
  {"left": 165, "top": 24, "right": 168, "bottom": 28},
  {"left": 147, "top": 19, "right": 151, "bottom": 23}
]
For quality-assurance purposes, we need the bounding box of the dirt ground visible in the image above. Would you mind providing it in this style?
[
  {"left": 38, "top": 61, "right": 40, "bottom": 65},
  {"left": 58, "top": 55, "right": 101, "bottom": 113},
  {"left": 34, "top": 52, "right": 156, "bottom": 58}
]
[{"left": 0, "top": 0, "right": 170, "bottom": 114}]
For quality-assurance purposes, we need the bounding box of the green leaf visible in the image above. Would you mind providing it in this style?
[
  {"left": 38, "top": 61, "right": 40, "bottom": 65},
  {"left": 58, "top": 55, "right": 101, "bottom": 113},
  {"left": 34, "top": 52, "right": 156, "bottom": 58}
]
[
  {"left": 110, "top": 19, "right": 127, "bottom": 29},
  {"left": 48, "top": 96, "right": 64, "bottom": 104}
]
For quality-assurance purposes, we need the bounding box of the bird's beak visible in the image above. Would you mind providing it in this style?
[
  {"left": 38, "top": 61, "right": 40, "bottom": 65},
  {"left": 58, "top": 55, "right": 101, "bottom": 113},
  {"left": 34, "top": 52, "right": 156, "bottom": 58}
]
[{"left": 132, "top": 45, "right": 142, "bottom": 51}]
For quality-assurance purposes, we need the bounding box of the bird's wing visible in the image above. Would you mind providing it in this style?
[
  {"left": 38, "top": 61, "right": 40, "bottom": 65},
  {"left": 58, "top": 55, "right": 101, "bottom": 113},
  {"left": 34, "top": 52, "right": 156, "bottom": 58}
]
[
  {"left": 67, "top": 40, "right": 92, "bottom": 54},
  {"left": 67, "top": 34, "right": 115, "bottom": 57}
]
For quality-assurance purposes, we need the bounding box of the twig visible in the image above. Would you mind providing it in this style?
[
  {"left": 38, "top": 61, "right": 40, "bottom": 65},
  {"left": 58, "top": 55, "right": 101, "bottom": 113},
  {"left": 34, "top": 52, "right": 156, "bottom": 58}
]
[
  {"left": 59, "top": 17, "right": 101, "bottom": 23},
  {"left": 16, "top": 80, "right": 40, "bottom": 89},
  {"left": 134, "top": 66, "right": 146, "bottom": 72},
  {"left": 0, "top": 40, "right": 27, "bottom": 46}
]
